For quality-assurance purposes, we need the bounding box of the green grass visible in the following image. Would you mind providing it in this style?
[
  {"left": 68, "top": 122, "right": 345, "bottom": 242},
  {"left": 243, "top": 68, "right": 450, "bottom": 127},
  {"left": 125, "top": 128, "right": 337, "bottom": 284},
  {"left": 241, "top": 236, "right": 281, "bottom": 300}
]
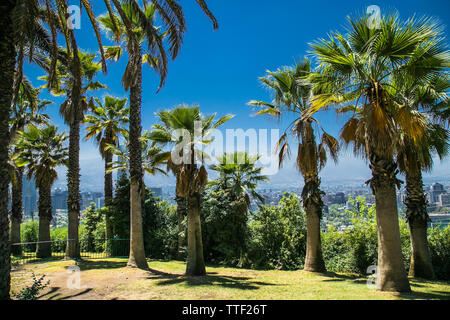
[{"left": 10, "top": 258, "right": 450, "bottom": 300}]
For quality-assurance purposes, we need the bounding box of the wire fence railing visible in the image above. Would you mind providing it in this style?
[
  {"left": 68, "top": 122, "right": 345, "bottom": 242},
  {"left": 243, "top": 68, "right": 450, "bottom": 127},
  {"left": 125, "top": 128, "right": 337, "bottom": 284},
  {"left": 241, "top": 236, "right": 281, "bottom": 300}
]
[{"left": 10, "top": 239, "right": 130, "bottom": 265}]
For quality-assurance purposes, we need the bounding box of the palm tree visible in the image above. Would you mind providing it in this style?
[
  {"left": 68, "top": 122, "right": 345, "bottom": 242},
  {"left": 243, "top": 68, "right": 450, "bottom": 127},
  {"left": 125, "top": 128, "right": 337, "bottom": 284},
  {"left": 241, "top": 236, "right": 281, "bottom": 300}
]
[
  {"left": 393, "top": 73, "right": 449, "bottom": 279},
  {"left": 40, "top": 51, "right": 106, "bottom": 259},
  {"left": 149, "top": 105, "right": 233, "bottom": 276},
  {"left": 9, "top": 81, "right": 50, "bottom": 254},
  {"left": 307, "top": 14, "right": 449, "bottom": 291},
  {"left": 209, "top": 152, "right": 269, "bottom": 209},
  {"left": 106, "top": 130, "right": 169, "bottom": 177},
  {"left": 0, "top": 0, "right": 63, "bottom": 299},
  {"left": 85, "top": 95, "right": 129, "bottom": 243},
  {"left": 13, "top": 125, "right": 68, "bottom": 258},
  {"left": 248, "top": 59, "right": 339, "bottom": 273},
  {"left": 98, "top": 0, "right": 217, "bottom": 269}
]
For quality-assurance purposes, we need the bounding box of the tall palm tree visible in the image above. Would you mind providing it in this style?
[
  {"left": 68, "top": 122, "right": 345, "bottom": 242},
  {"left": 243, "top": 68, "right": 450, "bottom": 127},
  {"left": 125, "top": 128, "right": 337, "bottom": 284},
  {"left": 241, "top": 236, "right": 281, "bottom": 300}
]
[
  {"left": 0, "top": 0, "right": 63, "bottom": 299},
  {"left": 248, "top": 59, "right": 339, "bottom": 273},
  {"left": 40, "top": 51, "right": 106, "bottom": 259},
  {"left": 9, "top": 81, "right": 50, "bottom": 254},
  {"left": 307, "top": 14, "right": 449, "bottom": 291},
  {"left": 13, "top": 125, "right": 68, "bottom": 258},
  {"left": 98, "top": 0, "right": 218, "bottom": 269},
  {"left": 149, "top": 105, "right": 233, "bottom": 276},
  {"left": 85, "top": 95, "right": 129, "bottom": 243},
  {"left": 393, "top": 73, "right": 449, "bottom": 279}
]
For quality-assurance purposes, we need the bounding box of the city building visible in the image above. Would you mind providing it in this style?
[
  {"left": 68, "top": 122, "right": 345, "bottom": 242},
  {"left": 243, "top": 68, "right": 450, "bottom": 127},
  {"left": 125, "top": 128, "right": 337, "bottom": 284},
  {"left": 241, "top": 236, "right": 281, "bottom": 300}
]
[
  {"left": 439, "top": 193, "right": 450, "bottom": 207},
  {"left": 51, "top": 188, "right": 68, "bottom": 213},
  {"left": 430, "top": 182, "right": 446, "bottom": 203},
  {"left": 23, "top": 176, "right": 37, "bottom": 218}
]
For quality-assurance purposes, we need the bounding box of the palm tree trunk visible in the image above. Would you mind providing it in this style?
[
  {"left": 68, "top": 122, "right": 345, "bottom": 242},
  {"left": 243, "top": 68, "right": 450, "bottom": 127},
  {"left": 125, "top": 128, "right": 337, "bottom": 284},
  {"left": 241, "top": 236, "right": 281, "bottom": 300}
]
[
  {"left": 36, "top": 183, "right": 52, "bottom": 258},
  {"left": 368, "top": 154, "right": 410, "bottom": 292},
  {"left": 301, "top": 121, "right": 326, "bottom": 273},
  {"left": 186, "top": 193, "right": 206, "bottom": 276},
  {"left": 176, "top": 195, "right": 186, "bottom": 260},
  {"left": 0, "top": 0, "right": 17, "bottom": 300},
  {"left": 10, "top": 167, "right": 23, "bottom": 255},
  {"left": 302, "top": 176, "right": 326, "bottom": 272},
  {"left": 405, "top": 168, "right": 434, "bottom": 279},
  {"left": 104, "top": 147, "right": 114, "bottom": 254},
  {"left": 127, "top": 51, "right": 147, "bottom": 269},
  {"left": 65, "top": 120, "right": 81, "bottom": 259}
]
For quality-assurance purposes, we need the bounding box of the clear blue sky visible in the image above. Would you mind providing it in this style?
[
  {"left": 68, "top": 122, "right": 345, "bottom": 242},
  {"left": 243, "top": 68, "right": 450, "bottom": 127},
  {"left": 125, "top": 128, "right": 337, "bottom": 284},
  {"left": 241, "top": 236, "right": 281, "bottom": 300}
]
[{"left": 24, "top": 0, "right": 450, "bottom": 190}]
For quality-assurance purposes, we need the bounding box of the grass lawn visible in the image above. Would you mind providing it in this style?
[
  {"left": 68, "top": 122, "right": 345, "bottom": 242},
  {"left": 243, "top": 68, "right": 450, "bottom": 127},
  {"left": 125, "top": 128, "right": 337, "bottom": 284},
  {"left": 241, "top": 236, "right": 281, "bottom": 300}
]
[{"left": 10, "top": 258, "right": 450, "bottom": 300}]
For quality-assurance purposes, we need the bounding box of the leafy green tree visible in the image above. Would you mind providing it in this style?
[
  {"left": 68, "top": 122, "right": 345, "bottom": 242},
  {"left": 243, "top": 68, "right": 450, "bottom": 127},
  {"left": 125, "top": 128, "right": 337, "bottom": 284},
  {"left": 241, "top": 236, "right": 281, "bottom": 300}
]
[
  {"left": 247, "top": 192, "right": 306, "bottom": 270},
  {"left": 82, "top": 203, "right": 103, "bottom": 252},
  {"left": 14, "top": 125, "right": 68, "bottom": 258},
  {"left": 248, "top": 58, "right": 339, "bottom": 273},
  {"left": 149, "top": 105, "right": 234, "bottom": 275},
  {"left": 307, "top": 14, "right": 448, "bottom": 291}
]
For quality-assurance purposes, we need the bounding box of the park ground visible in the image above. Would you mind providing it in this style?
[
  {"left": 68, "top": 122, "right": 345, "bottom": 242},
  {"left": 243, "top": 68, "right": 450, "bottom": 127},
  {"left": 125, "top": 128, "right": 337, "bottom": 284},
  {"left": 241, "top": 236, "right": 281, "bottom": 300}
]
[{"left": 10, "top": 258, "right": 450, "bottom": 300}]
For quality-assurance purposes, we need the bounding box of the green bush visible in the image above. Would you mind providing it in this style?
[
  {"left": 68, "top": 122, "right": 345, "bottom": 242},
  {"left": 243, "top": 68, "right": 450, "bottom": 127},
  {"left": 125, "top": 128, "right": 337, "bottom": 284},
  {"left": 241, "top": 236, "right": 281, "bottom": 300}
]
[
  {"left": 50, "top": 226, "right": 67, "bottom": 252},
  {"left": 20, "top": 220, "right": 38, "bottom": 252},
  {"left": 246, "top": 192, "right": 306, "bottom": 270},
  {"left": 109, "top": 175, "right": 178, "bottom": 259},
  {"left": 201, "top": 188, "right": 250, "bottom": 266},
  {"left": 322, "top": 196, "right": 411, "bottom": 276},
  {"left": 428, "top": 225, "right": 450, "bottom": 280},
  {"left": 13, "top": 272, "right": 49, "bottom": 300}
]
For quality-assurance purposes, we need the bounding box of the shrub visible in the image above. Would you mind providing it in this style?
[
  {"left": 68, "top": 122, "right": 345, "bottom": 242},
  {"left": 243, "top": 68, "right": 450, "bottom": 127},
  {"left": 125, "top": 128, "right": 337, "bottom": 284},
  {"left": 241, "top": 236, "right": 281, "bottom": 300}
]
[
  {"left": 20, "top": 220, "right": 38, "bottom": 252},
  {"left": 428, "top": 225, "right": 450, "bottom": 280},
  {"left": 322, "top": 196, "right": 411, "bottom": 276},
  {"left": 247, "top": 192, "right": 306, "bottom": 270},
  {"left": 13, "top": 272, "right": 49, "bottom": 300},
  {"left": 201, "top": 188, "right": 250, "bottom": 266}
]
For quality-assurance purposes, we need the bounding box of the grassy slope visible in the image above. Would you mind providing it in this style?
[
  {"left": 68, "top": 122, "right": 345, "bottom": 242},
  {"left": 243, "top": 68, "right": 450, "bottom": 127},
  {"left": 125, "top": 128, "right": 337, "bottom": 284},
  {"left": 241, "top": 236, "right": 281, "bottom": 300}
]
[{"left": 10, "top": 258, "right": 450, "bottom": 300}]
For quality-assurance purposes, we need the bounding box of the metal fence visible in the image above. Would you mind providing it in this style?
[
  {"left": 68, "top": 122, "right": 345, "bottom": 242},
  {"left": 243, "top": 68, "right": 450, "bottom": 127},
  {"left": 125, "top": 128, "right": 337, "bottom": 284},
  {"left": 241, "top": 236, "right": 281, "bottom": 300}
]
[{"left": 10, "top": 239, "right": 130, "bottom": 265}]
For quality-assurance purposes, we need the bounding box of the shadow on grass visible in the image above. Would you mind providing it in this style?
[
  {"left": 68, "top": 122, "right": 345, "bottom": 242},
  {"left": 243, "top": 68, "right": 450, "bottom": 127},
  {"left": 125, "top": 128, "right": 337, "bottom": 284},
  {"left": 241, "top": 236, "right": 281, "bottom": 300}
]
[
  {"left": 146, "top": 267, "right": 279, "bottom": 291},
  {"left": 70, "top": 260, "right": 128, "bottom": 271},
  {"left": 398, "top": 290, "right": 450, "bottom": 300},
  {"left": 37, "top": 287, "right": 93, "bottom": 300}
]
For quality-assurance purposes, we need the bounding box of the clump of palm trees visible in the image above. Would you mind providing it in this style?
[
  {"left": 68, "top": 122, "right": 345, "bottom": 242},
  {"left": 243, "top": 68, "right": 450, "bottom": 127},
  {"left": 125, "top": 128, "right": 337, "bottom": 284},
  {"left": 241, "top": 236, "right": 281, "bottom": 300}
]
[{"left": 0, "top": 1, "right": 449, "bottom": 301}]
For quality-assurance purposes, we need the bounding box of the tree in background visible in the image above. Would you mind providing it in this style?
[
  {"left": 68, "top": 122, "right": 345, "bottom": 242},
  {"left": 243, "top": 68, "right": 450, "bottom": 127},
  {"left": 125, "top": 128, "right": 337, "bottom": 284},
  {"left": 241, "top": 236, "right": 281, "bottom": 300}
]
[
  {"left": 394, "top": 73, "right": 449, "bottom": 278},
  {"left": 149, "top": 105, "right": 234, "bottom": 275},
  {"left": 40, "top": 50, "right": 106, "bottom": 259},
  {"left": 202, "top": 152, "right": 268, "bottom": 265},
  {"left": 85, "top": 95, "right": 129, "bottom": 245},
  {"left": 14, "top": 125, "right": 68, "bottom": 258},
  {"left": 249, "top": 58, "right": 339, "bottom": 273},
  {"left": 9, "top": 81, "right": 50, "bottom": 254}
]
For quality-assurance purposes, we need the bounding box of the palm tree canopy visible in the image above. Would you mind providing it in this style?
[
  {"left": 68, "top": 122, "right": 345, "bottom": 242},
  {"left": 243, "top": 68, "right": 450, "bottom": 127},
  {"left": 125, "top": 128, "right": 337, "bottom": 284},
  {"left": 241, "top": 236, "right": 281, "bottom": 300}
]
[
  {"left": 39, "top": 50, "right": 107, "bottom": 124},
  {"left": 13, "top": 125, "right": 69, "bottom": 187},
  {"left": 248, "top": 58, "right": 339, "bottom": 173},
  {"left": 106, "top": 130, "right": 169, "bottom": 176},
  {"left": 85, "top": 95, "right": 130, "bottom": 158},
  {"left": 10, "top": 79, "right": 51, "bottom": 141},
  {"left": 209, "top": 152, "right": 269, "bottom": 203},
  {"left": 307, "top": 14, "right": 450, "bottom": 159},
  {"left": 149, "top": 104, "right": 234, "bottom": 165}
]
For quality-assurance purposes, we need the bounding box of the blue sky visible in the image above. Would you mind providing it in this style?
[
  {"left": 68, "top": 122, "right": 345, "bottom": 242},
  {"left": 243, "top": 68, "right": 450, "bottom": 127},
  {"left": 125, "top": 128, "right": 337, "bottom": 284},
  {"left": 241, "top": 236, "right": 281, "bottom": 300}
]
[{"left": 23, "top": 0, "right": 450, "bottom": 190}]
